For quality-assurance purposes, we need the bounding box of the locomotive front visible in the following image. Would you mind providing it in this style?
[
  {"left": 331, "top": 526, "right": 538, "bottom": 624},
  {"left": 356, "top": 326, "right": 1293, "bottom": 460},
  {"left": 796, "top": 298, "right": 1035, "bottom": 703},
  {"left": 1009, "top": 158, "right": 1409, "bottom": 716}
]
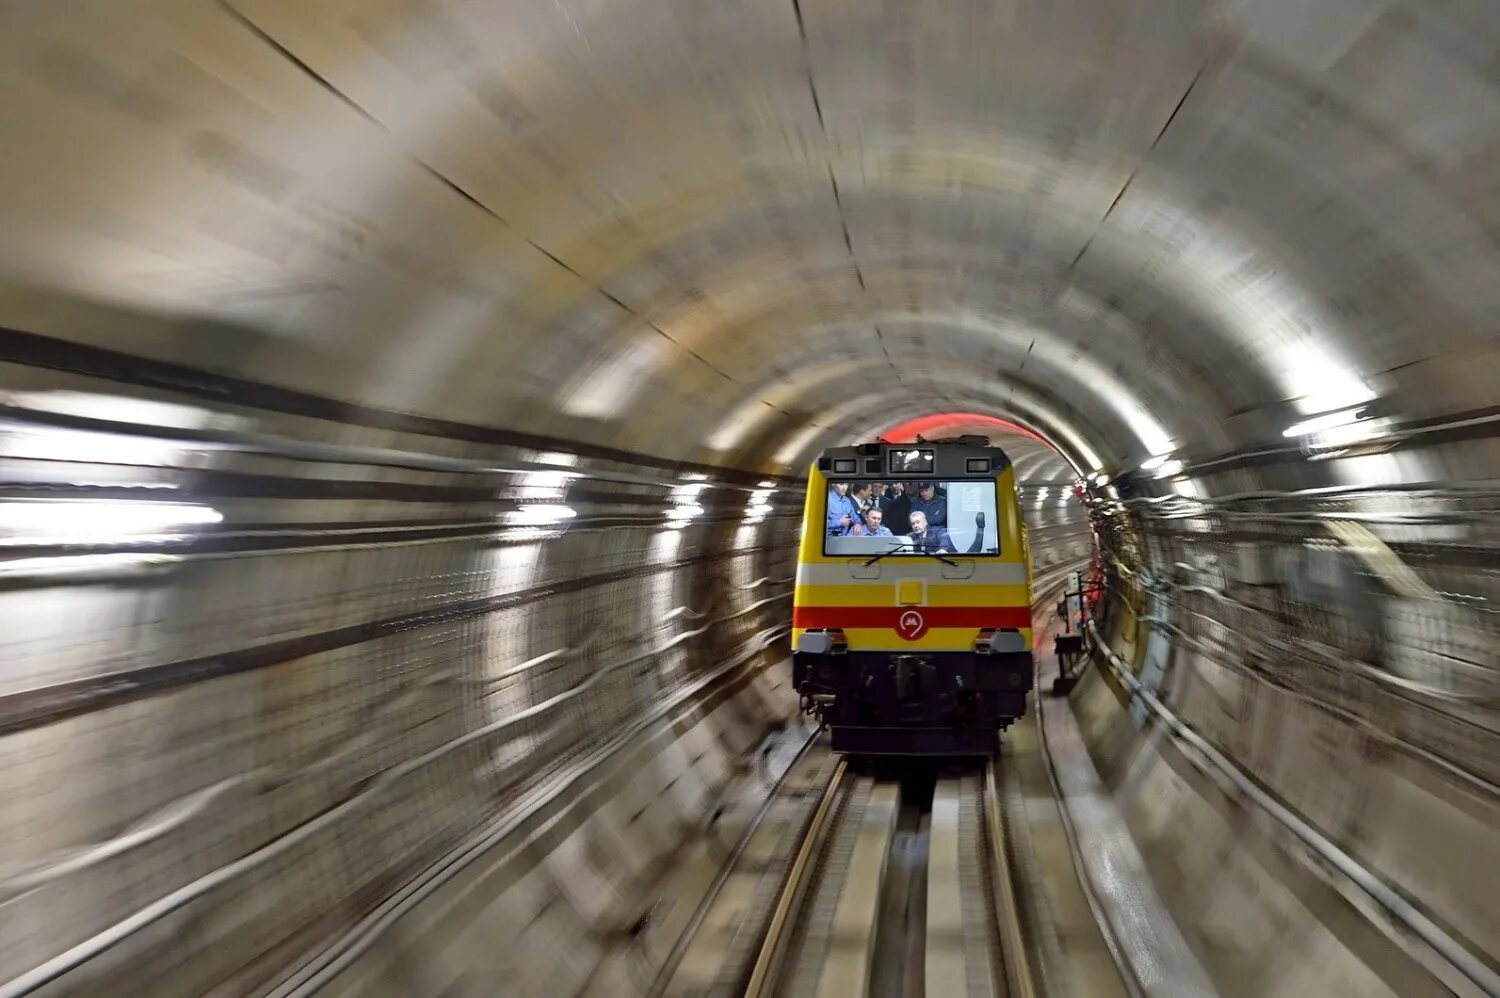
[{"left": 791, "top": 437, "right": 1035, "bottom": 755}]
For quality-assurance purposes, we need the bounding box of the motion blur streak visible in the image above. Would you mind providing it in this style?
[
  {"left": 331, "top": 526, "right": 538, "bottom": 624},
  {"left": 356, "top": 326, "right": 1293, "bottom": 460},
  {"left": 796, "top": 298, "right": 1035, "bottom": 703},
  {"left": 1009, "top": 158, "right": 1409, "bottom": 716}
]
[{"left": 0, "top": 1, "right": 1498, "bottom": 996}]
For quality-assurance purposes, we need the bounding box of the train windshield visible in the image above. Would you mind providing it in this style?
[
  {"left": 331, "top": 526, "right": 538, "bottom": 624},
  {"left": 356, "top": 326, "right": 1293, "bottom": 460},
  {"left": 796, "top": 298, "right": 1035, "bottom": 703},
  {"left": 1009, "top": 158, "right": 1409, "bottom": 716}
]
[{"left": 823, "top": 480, "right": 1000, "bottom": 556}]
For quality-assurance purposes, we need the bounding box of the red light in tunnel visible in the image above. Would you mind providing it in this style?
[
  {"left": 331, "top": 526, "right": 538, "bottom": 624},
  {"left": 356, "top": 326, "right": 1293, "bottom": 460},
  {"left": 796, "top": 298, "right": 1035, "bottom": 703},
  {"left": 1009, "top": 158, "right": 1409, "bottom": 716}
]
[{"left": 877, "top": 412, "right": 1051, "bottom": 446}]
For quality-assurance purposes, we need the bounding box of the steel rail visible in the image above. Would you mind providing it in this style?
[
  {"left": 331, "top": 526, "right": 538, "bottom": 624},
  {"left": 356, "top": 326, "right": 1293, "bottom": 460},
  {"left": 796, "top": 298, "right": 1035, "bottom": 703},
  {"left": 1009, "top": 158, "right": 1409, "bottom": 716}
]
[
  {"left": 644, "top": 728, "right": 827, "bottom": 998},
  {"left": 984, "top": 759, "right": 1036, "bottom": 998},
  {"left": 656, "top": 565, "right": 1084, "bottom": 998},
  {"left": 743, "top": 758, "right": 850, "bottom": 998}
]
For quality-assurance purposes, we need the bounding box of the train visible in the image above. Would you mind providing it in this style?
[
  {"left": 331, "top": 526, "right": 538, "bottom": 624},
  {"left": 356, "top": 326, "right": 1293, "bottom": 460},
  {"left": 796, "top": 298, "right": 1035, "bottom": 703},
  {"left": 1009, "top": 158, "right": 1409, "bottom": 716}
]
[{"left": 791, "top": 436, "right": 1034, "bottom": 754}]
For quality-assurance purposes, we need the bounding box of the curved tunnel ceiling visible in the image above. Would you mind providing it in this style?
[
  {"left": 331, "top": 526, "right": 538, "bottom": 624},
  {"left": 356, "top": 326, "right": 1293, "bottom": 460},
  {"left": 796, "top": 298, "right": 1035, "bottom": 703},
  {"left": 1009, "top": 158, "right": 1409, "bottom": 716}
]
[{"left": 0, "top": 2, "right": 1497, "bottom": 481}]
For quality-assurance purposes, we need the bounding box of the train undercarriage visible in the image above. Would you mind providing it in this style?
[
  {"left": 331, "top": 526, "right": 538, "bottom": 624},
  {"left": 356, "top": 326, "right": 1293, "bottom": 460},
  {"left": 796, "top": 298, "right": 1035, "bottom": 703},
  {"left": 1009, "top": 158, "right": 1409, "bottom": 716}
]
[{"left": 793, "top": 644, "right": 1034, "bottom": 755}]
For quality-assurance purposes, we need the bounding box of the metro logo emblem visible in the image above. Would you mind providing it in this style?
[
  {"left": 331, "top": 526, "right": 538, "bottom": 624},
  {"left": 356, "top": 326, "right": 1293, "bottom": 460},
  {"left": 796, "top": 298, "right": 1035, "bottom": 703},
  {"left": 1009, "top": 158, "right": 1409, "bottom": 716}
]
[{"left": 897, "top": 609, "right": 928, "bottom": 641}]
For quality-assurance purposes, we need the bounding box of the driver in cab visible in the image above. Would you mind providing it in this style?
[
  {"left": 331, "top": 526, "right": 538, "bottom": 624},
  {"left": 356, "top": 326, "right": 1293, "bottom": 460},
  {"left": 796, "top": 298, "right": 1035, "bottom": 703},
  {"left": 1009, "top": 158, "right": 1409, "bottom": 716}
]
[{"left": 906, "top": 510, "right": 957, "bottom": 553}]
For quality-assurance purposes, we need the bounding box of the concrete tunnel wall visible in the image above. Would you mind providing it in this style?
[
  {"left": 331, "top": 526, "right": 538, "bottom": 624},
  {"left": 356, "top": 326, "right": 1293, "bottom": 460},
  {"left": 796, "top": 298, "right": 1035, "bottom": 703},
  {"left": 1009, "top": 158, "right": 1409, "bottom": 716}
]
[
  {"left": 1060, "top": 422, "right": 1500, "bottom": 995},
  {"left": 2, "top": 1, "right": 1500, "bottom": 994},
  {"left": 1068, "top": 599, "right": 1500, "bottom": 997},
  {"left": 0, "top": 403, "right": 1090, "bottom": 995},
  {"left": 0, "top": 418, "right": 808, "bottom": 994}
]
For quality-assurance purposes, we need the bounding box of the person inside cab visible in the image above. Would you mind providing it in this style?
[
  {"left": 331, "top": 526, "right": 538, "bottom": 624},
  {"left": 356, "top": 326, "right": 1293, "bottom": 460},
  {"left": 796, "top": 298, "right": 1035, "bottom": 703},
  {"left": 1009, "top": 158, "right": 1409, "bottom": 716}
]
[
  {"left": 848, "top": 482, "right": 877, "bottom": 519},
  {"left": 910, "top": 481, "right": 948, "bottom": 527},
  {"left": 906, "top": 510, "right": 957, "bottom": 553},
  {"left": 881, "top": 481, "right": 916, "bottom": 534},
  {"left": 850, "top": 506, "right": 893, "bottom": 537},
  {"left": 826, "top": 480, "right": 859, "bottom": 536}
]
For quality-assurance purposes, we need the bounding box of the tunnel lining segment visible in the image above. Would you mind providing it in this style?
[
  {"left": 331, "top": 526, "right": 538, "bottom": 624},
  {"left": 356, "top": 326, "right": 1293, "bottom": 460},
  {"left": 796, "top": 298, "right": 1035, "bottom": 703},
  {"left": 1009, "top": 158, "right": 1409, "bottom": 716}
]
[
  {"left": 0, "top": 325, "right": 775, "bottom": 481},
  {"left": 0, "top": 544, "right": 786, "bottom": 738},
  {"left": 222, "top": 0, "right": 749, "bottom": 393},
  {"left": 0, "top": 613, "right": 792, "bottom": 998},
  {"left": 264, "top": 629, "right": 796, "bottom": 998},
  {"left": 1035, "top": 624, "right": 1210, "bottom": 995},
  {"left": 1086, "top": 620, "right": 1500, "bottom": 997}
]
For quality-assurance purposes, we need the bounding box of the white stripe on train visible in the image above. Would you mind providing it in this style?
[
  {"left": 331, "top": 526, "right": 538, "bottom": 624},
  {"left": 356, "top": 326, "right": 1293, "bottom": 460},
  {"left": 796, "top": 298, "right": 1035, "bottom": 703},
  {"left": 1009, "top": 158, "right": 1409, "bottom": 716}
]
[{"left": 794, "top": 561, "right": 1029, "bottom": 587}]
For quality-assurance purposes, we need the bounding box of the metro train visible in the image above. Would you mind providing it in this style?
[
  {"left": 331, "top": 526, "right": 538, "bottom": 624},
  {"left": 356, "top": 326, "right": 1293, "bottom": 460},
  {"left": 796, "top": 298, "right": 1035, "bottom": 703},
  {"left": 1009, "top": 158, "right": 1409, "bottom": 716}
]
[{"left": 791, "top": 437, "right": 1035, "bottom": 754}]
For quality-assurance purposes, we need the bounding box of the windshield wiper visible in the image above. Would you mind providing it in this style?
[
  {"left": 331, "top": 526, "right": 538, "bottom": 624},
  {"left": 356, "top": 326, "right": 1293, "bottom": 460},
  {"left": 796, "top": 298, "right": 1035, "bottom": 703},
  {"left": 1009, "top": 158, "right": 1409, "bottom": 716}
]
[{"left": 863, "top": 543, "right": 959, "bottom": 567}]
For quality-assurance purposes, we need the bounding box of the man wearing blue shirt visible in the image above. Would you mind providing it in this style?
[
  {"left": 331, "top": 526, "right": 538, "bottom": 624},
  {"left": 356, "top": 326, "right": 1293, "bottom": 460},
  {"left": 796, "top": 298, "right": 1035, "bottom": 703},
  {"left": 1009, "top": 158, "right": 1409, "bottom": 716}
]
[
  {"left": 850, "top": 507, "right": 894, "bottom": 536},
  {"left": 826, "top": 481, "right": 860, "bottom": 536},
  {"left": 909, "top": 481, "right": 948, "bottom": 528}
]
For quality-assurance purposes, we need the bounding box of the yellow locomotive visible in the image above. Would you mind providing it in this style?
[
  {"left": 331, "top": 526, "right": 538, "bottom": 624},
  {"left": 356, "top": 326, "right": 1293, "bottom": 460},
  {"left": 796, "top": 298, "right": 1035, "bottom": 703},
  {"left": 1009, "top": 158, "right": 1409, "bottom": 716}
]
[{"left": 791, "top": 436, "right": 1034, "bottom": 754}]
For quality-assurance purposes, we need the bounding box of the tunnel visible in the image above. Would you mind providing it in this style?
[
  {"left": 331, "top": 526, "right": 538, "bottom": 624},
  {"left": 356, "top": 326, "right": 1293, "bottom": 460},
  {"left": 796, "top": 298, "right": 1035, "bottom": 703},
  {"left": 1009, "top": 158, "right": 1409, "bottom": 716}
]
[{"left": 1, "top": 2, "right": 1498, "bottom": 995}]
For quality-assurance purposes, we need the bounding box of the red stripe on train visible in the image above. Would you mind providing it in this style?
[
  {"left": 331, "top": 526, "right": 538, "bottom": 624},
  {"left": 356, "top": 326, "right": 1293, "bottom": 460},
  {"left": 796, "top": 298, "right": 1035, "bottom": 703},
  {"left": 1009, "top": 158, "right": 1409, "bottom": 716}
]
[{"left": 792, "top": 606, "right": 1033, "bottom": 629}]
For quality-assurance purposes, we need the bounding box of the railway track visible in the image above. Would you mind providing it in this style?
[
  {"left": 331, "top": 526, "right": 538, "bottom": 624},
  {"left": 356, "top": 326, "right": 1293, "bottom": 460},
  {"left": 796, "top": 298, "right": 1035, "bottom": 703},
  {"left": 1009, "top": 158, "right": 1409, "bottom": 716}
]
[
  {"left": 737, "top": 756, "right": 1036, "bottom": 998},
  {"left": 650, "top": 580, "right": 1074, "bottom": 998},
  {"left": 647, "top": 748, "right": 1039, "bottom": 998}
]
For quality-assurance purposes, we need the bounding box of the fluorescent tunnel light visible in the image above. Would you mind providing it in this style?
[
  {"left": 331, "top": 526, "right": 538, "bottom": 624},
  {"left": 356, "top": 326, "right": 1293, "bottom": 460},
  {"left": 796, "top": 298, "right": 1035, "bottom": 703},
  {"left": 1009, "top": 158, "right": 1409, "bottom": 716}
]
[
  {"left": 0, "top": 500, "right": 222, "bottom": 546},
  {"left": 510, "top": 504, "right": 577, "bottom": 525}
]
